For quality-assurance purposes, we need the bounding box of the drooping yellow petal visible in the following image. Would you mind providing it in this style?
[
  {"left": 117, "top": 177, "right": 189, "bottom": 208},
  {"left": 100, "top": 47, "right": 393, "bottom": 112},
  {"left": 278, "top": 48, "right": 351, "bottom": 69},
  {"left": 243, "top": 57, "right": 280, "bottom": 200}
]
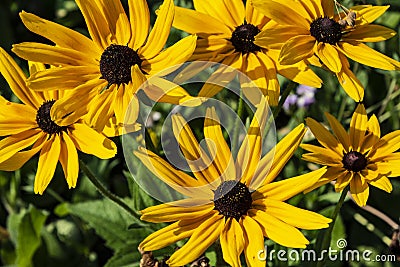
[
  {"left": 255, "top": 198, "right": 332, "bottom": 229},
  {"left": 255, "top": 124, "right": 306, "bottom": 188},
  {"left": 335, "top": 172, "right": 353, "bottom": 192},
  {"left": 139, "top": 218, "right": 205, "bottom": 251},
  {"left": 325, "top": 112, "right": 351, "bottom": 151},
  {"left": 204, "top": 107, "right": 236, "bottom": 180},
  {"left": 0, "top": 48, "right": 41, "bottom": 108},
  {"left": 140, "top": 0, "right": 174, "bottom": 59},
  {"left": 167, "top": 213, "right": 224, "bottom": 266},
  {"left": 173, "top": 6, "right": 232, "bottom": 38},
  {"left": 279, "top": 35, "right": 316, "bottom": 65},
  {"left": 220, "top": 218, "right": 245, "bottom": 267},
  {"left": 0, "top": 129, "right": 42, "bottom": 163},
  {"left": 141, "top": 202, "right": 214, "bottom": 223},
  {"left": 68, "top": 123, "right": 117, "bottom": 159},
  {"left": 256, "top": 168, "right": 327, "bottom": 201},
  {"left": 250, "top": 209, "right": 309, "bottom": 248},
  {"left": 339, "top": 42, "right": 400, "bottom": 71},
  {"left": 350, "top": 174, "right": 369, "bottom": 207},
  {"left": 0, "top": 135, "right": 45, "bottom": 171},
  {"left": 86, "top": 86, "right": 118, "bottom": 132},
  {"left": 349, "top": 104, "right": 368, "bottom": 151},
  {"left": 59, "top": 133, "right": 79, "bottom": 189},
  {"left": 336, "top": 53, "right": 364, "bottom": 101},
  {"left": 34, "top": 136, "right": 61, "bottom": 194},
  {"left": 242, "top": 216, "right": 265, "bottom": 267},
  {"left": 369, "top": 176, "right": 392, "bottom": 193},
  {"left": 316, "top": 43, "right": 342, "bottom": 73}
]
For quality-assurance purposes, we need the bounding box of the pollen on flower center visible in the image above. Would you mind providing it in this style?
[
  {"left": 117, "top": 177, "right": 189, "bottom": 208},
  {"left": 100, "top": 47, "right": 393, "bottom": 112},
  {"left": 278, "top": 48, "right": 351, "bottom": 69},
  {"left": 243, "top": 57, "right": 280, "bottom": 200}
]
[
  {"left": 342, "top": 151, "right": 368, "bottom": 172},
  {"left": 100, "top": 44, "right": 142, "bottom": 85},
  {"left": 310, "top": 17, "right": 342, "bottom": 45},
  {"left": 230, "top": 23, "right": 261, "bottom": 54},
  {"left": 213, "top": 180, "right": 252, "bottom": 221},
  {"left": 36, "top": 100, "right": 67, "bottom": 135}
]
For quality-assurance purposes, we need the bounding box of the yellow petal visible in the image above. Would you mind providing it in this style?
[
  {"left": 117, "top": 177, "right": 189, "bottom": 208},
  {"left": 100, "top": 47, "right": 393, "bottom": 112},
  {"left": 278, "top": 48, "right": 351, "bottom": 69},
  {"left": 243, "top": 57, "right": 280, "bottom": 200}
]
[
  {"left": 127, "top": 0, "right": 149, "bottom": 49},
  {"left": 254, "top": 124, "right": 306, "bottom": 188},
  {"left": 98, "top": 0, "right": 131, "bottom": 44},
  {"left": 350, "top": 174, "right": 369, "bottom": 207},
  {"left": 19, "top": 11, "right": 101, "bottom": 58},
  {"left": 143, "top": 35, "right": 197, "bottom": 75},
  {"left": 369, "top": 176, "right": 392, "bottom": 193},
  {"left": 189, "top": 38, "right": 234, "bottom": 61},
  {"left": 139, "top": 218, "right": 204, "bottom": 251},
  {"left": 75, "top": 0, "right": 111, "bottom": 49},
  {"left": 301, "top": 143, "right": 342, "bottom": 162},
  {"left": 257, "top": 168, "right": 327, "bottom": 201},
  {"left": 0, "top": 97, "right": 37, "bottom": 135},
  {"left": 140, "top": 0, "right": 174, "bottom": 59},
  {"left": 59, "top": 133, "right": 79, "bottom": 189},
  {"left": 339, "top": 42, "right": 400, "bottom": 71},
  {"left": 255, "top": 25, "right": 308, "bottom": 50},
  {"left": 173, "top": 6, "right": 232, "bottom": 38},
  {"left": 354, "top": 5, "right": 389, "bottom": 26},
  {"left": 167, "top": 213, "right": 224, "bottom": 266},
  {"left": 245, "top": 0, "right": 269, "bottom": 27},
  {"left": 0, "top": 135, "right": 45, "bottom": 171},
  {"left": 251, "top": 0, "right": 311, "bottom": 29},
  {"left": 250, "top": 209, "right": 309, "bottom": 248},
  {"left": 336, "top": 53, "right": 364, "bottom": 101},
  {"left": 242, "top": 216, "right": 265, "bottom": 267},
  {"left": 141, "top": 202, "right": 214, "bottom": 223},
  {"left": 221, "top": 218, "right": 245, "bottom": 267},
  {"left": 321, "top": 0, "right": 334, "bottom": 17},
  {"left": 0, "top": 47, "right": 42, "bottom": 108},
  {"left": 133, "top": 147, "right": 210, "bottom": 198},
  {"left": 86, "top": 86, "right": 118, "bottom": 132},
  {"left": 360, "top": 114, "right": 380, "bottom": 153},
  {"left": 114, "top": 83, "right": 140, "bottom": 128},
  {"left": 204, "top": 107, "right": 236, "bottom": 180},
  {"left": 304, "top": 167, "right": 344, "bottom": 193},
  {"left": 0, "top": 129, "right": 42, "bottom": 163},
  {"left": 349, "top": 104, "right": 368, "bottom": 151},
  {"left": 257, "top": 198, "right": 331, "bottom": 229},
  {"left": 305, "top": 117, "right": 343, "bottom": 154},
  {"left": 325, "top": 112, "right": 351, "bottom": 151},
  {"left": 345, "top": 25, "right": 396, "bottom": 43},
  {"left": 370, "top": 130, "right": 400, "bottom": 160},
  {"left": 316, "top": 43, "right": 342, "bottom": 73},
  {"left": 279, "top": 35, "right": 316, "bottom": 65},
  {"left": 193, "top": 0, "right": 238, "bottom": 29},
  {"left": 223, "top": 0, "right": 246, "bottom": 26},
  {"left": 68, "top": 122, "right": 117, "bottom": 159},
  {"left": 335, "top": 171, "right": 353, "bottom": 192},
  {"left": 35, "top": 136, "right": 61, "bottom": 194}
]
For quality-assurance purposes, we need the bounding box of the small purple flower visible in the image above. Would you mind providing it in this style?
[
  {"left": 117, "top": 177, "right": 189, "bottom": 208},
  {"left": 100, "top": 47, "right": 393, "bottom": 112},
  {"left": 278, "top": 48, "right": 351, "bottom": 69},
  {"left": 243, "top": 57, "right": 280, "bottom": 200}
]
[{"left": 283, "top": 85, "right": 316, "bottom": 112}]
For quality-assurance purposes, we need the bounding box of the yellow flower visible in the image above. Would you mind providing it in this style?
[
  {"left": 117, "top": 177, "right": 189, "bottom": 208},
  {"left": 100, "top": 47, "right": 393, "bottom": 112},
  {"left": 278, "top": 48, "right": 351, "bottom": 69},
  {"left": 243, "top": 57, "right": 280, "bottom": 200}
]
[
  {"left": 172, "top": 0, "right": 322, "bottom": 106},
  {"left": 0, "top": 48, "right": 117, "bottom": 194},
  {"left": 12, "top": 0, "right": 198, "bottom": 135},
  {"left": 135, "top": 99, "right": 331, "bottom": 266},
  {"left": 301, "top": 104, "right": 400, "bottom": 207},
  {"left": 252, "top": 0, "right": 400, "bottom": 102}
]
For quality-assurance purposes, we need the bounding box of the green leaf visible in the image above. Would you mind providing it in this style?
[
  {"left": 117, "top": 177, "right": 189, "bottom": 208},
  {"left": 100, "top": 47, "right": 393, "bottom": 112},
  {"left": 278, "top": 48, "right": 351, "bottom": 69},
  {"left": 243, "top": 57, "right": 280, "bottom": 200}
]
[
  {"left": 66, "top": 199, "right": 150, "bottom": 251},
  {"left": 104, "top": 245, "right": 141, "bottom": 267},
  {"left": 9, "top": 206, "right": 48, "bottom": 267}
]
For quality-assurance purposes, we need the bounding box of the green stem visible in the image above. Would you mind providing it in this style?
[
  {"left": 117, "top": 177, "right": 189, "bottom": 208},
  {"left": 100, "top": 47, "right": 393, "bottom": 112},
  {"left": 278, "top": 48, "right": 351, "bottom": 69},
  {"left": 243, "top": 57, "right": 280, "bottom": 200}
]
[
  {"left": 273, "top": 81, "right": 297, "bottom": 119},
  {"left": 79, "top": 159, "right": 141, "bottom": 220},
  {"left": 316, "top": 186, "right": 349, "bottom": 267},
  {"left": 231, "top": 90, "right": 244, "bottom": 156}
]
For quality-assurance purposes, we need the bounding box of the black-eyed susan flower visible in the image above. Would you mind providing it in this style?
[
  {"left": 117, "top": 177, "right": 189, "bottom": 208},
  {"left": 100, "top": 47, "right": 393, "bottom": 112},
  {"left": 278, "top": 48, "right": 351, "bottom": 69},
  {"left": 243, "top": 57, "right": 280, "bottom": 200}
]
[
  {"left": 301, "top": 104, "right": 400, "bottom": 207},
  {"left": 0, "top": 48, "right": 116, "bottom": 194},
  {"left": 12, "top": 0, "right": 198, "bottom": 135},
  {"left": 252, "top": 0, "right": 400, "bottom": 102},
  {"left": 134, "top": 99, "right": 331, "bottom": 266},
  {"left": 172, "top": 0, "right": 322, "bottom": 106}
]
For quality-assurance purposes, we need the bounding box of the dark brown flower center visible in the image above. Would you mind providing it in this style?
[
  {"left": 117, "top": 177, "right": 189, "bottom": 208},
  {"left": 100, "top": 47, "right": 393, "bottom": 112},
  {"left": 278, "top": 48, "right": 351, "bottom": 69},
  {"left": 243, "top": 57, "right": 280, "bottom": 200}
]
[
  {"left": 100, "top": 44, "right": 142, "bottom": 85},
  {"left": 213, "top": 181, "right": 252, "bottom": 221},
  {"left": 36, "top": 100, "right": 67, "bottom": 135},
  {"left": 342, "top": 151, "right": 368, "bottom": 172},
  {"left": 310, "top": 17, "right": 342, "bottom": 44},
  {"left": 230, "top": 23, "right": 261, "bottom": 54}
]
